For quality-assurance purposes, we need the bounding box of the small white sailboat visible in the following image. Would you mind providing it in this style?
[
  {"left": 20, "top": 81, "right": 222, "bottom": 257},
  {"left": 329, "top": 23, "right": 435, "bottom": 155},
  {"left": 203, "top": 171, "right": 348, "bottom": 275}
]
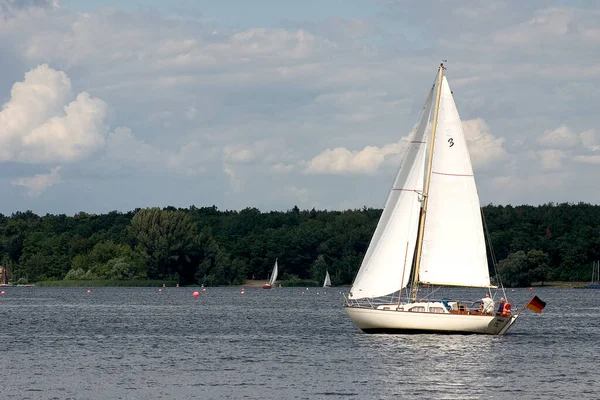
[
  {"left": 583, "top": 260, "right": 600, "bottom": 289},
  {"left": 0, "top": 265, "right": 9, "bottom": 286},
  {"left": 344, "top": 63, "right": 518, "bottom": 335},
  {"left": 263, "top": 259, "right": 278, "bottom": 289},
  {"left": 323, "top": 271, "right": 332, "bottom": 288}
]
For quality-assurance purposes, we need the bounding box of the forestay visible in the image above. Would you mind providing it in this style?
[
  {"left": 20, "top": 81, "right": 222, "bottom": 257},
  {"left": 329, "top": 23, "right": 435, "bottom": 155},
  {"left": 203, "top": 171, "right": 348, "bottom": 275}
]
[
  {"left": 418, "top": 77, "right": 491, "bottom": 288},
  {"left": 349, "top": 86, "right": 434, "bottom": 299}
]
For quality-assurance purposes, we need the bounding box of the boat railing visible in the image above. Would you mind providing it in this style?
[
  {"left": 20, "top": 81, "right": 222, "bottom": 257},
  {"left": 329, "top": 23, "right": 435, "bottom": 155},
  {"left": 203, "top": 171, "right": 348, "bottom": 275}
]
[{"left": 343, "top": 293, "right": 407, "bottom": 308}]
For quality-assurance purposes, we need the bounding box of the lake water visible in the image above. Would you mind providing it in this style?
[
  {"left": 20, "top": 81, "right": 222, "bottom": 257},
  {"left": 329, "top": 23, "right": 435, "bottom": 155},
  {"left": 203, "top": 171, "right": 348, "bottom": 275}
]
[{"left": 0, "top": 286, "right": 598, "bottom": 399}]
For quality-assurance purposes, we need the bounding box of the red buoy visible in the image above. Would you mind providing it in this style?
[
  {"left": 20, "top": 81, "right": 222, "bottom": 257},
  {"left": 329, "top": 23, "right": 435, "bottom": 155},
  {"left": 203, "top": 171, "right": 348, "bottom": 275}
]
[{"left": 193, "top": 291, "right": 200, "bottom": 297}]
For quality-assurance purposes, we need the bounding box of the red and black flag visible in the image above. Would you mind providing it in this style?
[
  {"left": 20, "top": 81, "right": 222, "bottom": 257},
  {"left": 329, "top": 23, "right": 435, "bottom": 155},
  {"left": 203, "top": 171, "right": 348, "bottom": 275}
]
[{"left": 526, "top": 295, "right": 546, "bottom": 314}]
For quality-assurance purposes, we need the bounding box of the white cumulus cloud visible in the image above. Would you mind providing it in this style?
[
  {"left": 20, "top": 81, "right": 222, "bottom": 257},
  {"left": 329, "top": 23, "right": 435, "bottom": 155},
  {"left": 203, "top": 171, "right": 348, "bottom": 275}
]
[
  {"left": 305, "top": 118, "right": 506, "bottom": 175},
  {"left": 304, "top": 142, "right": 403, "bottom": 175},
  {"left": 0, "top": 64, "right": 107, "bottom": 163},
  {"left": 462, "top": 119, "right": 507, "bottom": 168},
  {"left": 11, "top": 166, "right": 62, "bottom": 196},
  {"left": 537, "top": 125, "right": 580, "bottom": 149}
]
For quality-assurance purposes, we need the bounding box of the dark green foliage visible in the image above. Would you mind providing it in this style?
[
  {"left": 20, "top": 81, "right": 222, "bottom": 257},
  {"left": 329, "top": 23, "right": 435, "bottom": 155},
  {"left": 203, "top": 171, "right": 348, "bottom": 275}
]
[{"left": 0, "top": 203, "right": 598, "bottom": 286}]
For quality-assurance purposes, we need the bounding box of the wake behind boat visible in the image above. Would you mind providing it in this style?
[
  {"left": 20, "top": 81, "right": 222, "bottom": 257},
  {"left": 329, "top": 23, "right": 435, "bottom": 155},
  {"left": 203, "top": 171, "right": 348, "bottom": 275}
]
[{"left": 344, "top": 63, "right": 519, "bottom": 335}]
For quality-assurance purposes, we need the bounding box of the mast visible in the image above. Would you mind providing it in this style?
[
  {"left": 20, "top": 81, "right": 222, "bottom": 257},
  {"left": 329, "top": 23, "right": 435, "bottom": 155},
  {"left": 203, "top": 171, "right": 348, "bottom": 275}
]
[{"left": 410, "top": 63, "right": 445, "bottom": 302}]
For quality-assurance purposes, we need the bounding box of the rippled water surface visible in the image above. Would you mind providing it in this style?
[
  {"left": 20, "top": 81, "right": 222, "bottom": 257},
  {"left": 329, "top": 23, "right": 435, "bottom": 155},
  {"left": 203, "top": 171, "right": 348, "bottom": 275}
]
[{"left": 1, "top": 286, "right": 599, "bottom": 399}]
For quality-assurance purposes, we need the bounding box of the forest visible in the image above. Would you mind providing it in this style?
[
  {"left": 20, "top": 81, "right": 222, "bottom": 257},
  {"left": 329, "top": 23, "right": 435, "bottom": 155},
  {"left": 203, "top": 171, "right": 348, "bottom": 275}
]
[{"left": 0, "top": 202, "right": 598, "bottom": 287}]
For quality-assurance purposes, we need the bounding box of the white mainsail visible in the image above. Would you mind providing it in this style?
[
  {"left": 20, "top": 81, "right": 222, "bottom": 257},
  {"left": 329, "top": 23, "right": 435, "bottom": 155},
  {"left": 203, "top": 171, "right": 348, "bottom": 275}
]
[
  {"left": 349, "top": 86, "right": 434, "bottom": 300},
  {"left": 418, "top": 77, "right": 491, "bottom": 287},
  {"left": 269, "top": 259, "right": 278, "bottom": 286},
  {"left": 323, "top": 271, "right": 332, "bottom": 287}
]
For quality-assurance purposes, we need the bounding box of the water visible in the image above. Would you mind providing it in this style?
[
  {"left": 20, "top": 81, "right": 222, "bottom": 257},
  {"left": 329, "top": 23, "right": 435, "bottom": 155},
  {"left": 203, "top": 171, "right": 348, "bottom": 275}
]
[{"left": 1, "top": 286, "right": 599, "bottom": 399}]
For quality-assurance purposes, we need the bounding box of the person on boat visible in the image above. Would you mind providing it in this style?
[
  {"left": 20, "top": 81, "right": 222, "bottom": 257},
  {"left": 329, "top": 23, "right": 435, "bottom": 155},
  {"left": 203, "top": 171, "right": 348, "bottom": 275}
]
[
  {"left": 497, "top": 298, "right": 506, "bottom": 315},
  {"left": 481, "top": 293, "right": 495, "bottom": 314}
]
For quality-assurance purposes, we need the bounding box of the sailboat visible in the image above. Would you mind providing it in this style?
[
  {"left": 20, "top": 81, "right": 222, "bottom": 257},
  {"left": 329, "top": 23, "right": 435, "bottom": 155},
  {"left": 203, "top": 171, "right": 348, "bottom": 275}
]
[
  {"left": 344, "top": 63, "right": 518, "bottom": 335},
  {"left": 583, "top": 261, "right": 600, "bottom": 289},
  {"left": 323, "top": 271, "right": 332, "bottom": 288},
  {"left": 0, "top": 265, "right": 9, "bottom": 286},
  {"left": 263, "top": 259, "right": 278, "bottom": 289}
]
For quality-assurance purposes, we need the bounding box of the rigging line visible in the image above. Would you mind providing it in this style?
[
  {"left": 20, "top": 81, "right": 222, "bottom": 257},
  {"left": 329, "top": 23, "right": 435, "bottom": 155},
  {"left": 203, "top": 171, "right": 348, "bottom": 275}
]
[{"left": 481, "top": 207, "right": 507, "bottom": 300}]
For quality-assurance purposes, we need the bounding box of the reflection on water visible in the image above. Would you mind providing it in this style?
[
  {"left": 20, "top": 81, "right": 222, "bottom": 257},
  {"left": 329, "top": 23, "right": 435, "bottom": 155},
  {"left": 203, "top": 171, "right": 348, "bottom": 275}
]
[{"left": 0, "top": 286, "right": 598, "bottom": 399}]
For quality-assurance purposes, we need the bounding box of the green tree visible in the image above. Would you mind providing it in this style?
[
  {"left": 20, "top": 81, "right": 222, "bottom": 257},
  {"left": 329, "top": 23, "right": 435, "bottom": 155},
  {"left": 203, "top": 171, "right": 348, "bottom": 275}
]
[{"left": 129, "top": 207, "right": 199, "bottom": 281}]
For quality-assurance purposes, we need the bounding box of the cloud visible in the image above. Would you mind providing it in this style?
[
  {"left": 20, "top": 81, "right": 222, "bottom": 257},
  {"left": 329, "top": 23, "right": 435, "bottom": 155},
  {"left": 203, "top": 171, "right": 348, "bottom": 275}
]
[
  {"left": 0, "top": 64, "right": 107, "bottom": 163},
  {"left": 537, "top": 125, "right": 580, "bottom": 149},
  {"left": 305, "top": 118, "right": 506, "bottom": 175},
  {"left": 105, "top": 127, "right": 209, "bottom": 176},
  {"left": 285, "top": 185, "right": 308, "bottom": 203},
  {"left": 223, "top": 139, "right": 287, "bottom": 165},
  {"left": 0, "top": 0, "right": 57, "bottom": 18},
  {"left": 580, "top": 129, "right": 598, "bottom": 149},
  {"left": 223, "top": 163, "right": 241, "bottom": 192},
  {"left": 537, "top": 149, "right": 565, "bottom": 171},
  {"left": 462, "top": 119, "right": 507, "bottom": 168},
  {"left": 1, "top": 2, "right": 600, "bottom": 213},
  {"left": 11, "top": 166, "right": 61, "bottom": 195},
  {"left": 574, "top": 155, "right": 600, "bottom": 165},
  {"left": 304, "top": 141, "right": 403, "bottom": 175}
]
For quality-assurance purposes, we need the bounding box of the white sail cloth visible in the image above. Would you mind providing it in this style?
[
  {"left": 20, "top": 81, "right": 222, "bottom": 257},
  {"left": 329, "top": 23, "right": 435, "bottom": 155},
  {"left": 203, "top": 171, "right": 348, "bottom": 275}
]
[
  {"left": 349, "top": 86, "right": 434, "bottom": 299},
  {"left": 418, "top": 77, "right": 491, "bottom": 288}
]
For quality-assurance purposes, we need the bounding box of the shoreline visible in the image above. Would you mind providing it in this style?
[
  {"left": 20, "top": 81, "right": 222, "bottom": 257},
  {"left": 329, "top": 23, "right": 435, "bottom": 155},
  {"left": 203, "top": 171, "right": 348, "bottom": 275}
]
[{"left": 18, "top": 280, "right": 591, "bottom": 288}]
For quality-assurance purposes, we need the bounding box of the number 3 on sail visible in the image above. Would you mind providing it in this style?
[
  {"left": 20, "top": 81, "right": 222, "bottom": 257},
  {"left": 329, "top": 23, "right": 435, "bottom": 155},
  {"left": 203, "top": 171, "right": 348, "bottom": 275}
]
[{"left": 344, "top": 64, "right": 520, "bottom": 335}]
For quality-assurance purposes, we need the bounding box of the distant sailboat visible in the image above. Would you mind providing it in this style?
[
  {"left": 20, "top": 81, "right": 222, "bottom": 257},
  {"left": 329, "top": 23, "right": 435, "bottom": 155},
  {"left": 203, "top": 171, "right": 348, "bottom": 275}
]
[
  {"left": 583, "top": 261, "right": 600, "bottom": 289},
  {"left": 344, "top": 63, "right": 520, "bottom": 335},
  {"left": 0, "top": 265, "right": 9, "bottom": 286},
  {"left": 323, "top": 271, "right": 332, "bottom": 288},
  {"left": 263, "top": 259, "right": 278, "bottom": 289}
]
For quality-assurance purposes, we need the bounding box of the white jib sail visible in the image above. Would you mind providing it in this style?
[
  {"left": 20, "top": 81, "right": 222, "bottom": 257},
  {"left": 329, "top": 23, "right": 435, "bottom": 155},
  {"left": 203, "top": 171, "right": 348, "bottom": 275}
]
[
  {"left": 269, "top": 259, "right": 278, "bottom": 285},
  {"left": 418, "top": 76, "right": 491, "bottom": 287},
  {"left": 323, "top": 271, "right": 331, "bottom": 287},
  {"left": 349, "top": 85, "right": 434, "bottom": 300}
]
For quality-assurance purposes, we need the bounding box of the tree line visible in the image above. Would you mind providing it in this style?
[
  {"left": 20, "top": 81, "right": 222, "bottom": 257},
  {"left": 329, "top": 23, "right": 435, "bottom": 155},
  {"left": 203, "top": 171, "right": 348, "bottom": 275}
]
[{"left": 0, "top": 203, "right": 598, "bottom": 287}]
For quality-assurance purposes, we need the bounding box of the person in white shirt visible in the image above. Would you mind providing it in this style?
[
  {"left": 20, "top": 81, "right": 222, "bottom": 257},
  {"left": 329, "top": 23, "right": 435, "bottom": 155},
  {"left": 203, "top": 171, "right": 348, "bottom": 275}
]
[{"left": 481, "top": 293, "right": 495, "bottom": 314}]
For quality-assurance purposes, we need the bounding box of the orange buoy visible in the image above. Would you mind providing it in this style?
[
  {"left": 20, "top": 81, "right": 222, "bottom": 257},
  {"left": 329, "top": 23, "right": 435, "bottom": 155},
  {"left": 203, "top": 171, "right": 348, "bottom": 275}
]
[
  {"left": 87, "top": 290, "right": 91, "bottom": 294},
  {"left": 1, "top": 291, "right": 5, "bottom": 295},
  {"left": 193, "top": 291, "right": 199, "bottom": 297}
]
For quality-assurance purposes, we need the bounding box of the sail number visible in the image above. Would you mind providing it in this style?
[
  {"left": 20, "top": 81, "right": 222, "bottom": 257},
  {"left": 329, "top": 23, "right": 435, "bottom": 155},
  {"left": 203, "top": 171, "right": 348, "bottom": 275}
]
[{"left": 448, "top": 138, "right": 454, "bottom": 147}]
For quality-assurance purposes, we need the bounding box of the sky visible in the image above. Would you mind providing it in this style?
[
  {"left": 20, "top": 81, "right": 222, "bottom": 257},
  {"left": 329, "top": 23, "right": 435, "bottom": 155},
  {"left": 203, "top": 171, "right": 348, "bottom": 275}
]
[{"left": 0, "top": 0, "right": 599, "bottom": 215}]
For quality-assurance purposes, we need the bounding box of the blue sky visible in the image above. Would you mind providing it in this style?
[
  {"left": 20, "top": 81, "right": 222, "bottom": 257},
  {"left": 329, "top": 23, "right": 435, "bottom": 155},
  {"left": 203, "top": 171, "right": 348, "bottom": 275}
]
[{"left": 1, "top": 0, "right": 599, "bottom": 215}]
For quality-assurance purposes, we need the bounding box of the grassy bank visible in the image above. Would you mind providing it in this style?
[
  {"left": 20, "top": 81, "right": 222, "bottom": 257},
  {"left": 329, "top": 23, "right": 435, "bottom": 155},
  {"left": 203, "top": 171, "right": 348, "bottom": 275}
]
[{"left": 34, "top": 280, "right": 178, "bottom": 287}]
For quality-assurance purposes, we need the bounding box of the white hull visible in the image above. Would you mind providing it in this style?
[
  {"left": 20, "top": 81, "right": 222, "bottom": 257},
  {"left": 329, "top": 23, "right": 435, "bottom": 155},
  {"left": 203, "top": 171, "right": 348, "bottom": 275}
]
[{"left": 345, "top": 306, "right": 518, "bottom": 335}]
